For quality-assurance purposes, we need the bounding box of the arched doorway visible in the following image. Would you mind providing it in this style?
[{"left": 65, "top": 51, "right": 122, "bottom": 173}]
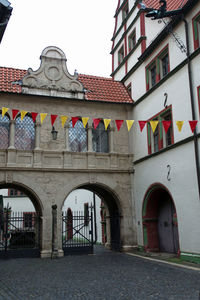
[
  {"left": 62, "top": 184, "right": 121, "bottom": 255},
  {"left": 142, "top": 184, "right": 179, "bottom": 254},
  {"left": 0, "top": 182, "right": 42, "bottom": 258}
]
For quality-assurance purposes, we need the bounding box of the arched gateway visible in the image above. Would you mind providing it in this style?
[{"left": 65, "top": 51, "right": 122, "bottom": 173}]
[
  {"left": 142, "top": 184, "right": 179, "bottom": 254},
  {"left": 0, "top": 182, "right": 43, "bottom": 258},
  {"left": 0, "top": 46, "right": 135, "bottom": 258}
]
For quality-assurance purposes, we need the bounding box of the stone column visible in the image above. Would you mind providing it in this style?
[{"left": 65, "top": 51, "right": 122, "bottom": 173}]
[
  {"left": 109, "top": 126, "right": 114, "bottom": 153},
  {"left": 64, "top": 124, "right": 70, "bottom": 151},
  {"left": 87, "top": 120, "right": 93, "bottom": 152},
  {"left": 8, "top": 120, "right": 15, "bottom": 149},
  {"left": 34, "top": 122, "right": 41, "bottom": 150},
  {"left": 51, "top": 204, "right": 58, "bottom": 258}
]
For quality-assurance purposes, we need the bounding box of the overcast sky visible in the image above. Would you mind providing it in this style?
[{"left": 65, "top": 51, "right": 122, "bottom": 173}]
[{"left": 0, "top": 0, "right": 118, "bottom": 77}]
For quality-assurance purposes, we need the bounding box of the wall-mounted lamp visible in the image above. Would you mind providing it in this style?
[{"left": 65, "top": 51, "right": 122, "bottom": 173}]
[{"left": 51, "top": 126, "right": 58, "bottom": 140}]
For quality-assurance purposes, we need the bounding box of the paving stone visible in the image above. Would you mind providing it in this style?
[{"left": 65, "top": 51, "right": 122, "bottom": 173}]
[{"left": 0, "top": 246, "right": 199, "bottom": 300}]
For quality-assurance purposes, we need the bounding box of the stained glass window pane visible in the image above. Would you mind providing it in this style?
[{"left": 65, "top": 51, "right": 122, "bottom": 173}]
[
  {"left": 14, "top": 115, "right": 35, "bottom": 150},
  {"left": 92, "top": 122, "right": 109, "bottom": 153},
  {"left": 69, "top": 120, "right": 87, "bottom": 152},
  {"left": 0, "top": 114, "right": 10, "bottom": 149}
]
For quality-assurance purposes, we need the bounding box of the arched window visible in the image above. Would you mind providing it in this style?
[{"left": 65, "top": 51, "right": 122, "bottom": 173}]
[
  {"left": 0, "top": 113, "right": 10, "bottom": 149},
  {"left": 69, "top": 119, "right": 87, "bottom": 152},
  {"left": 14, "top": 115, "right": 35, "bottom": 150},
  {"left": 92, "top": 121, "right": 109, "bottom": 153}
]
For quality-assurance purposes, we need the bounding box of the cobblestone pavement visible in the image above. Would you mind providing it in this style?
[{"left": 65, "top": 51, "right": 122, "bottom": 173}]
[{"left": 0, "top": 246, "right": 200, "bottom": 300}]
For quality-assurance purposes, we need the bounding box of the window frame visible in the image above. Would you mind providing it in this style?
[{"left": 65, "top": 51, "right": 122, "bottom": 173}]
[
  {"left": 122, "top": 2, "right": 129, "bottom": 21},
  {"left": 14, "top": 113, "right": 35, "bottom": 150},
  {"left": 0, "top": 111, "right": 10, "bottom": 149},
  {"left": 69, "top": 118, "right": 88, "bottom": 152},
  {"left": 118, "top": 45, "right": 125, "bottom": 65},
  {"left": 92, "top": 120, "right": 109, "bottom": 153},
  {"left": 192, "top": 11, "right": 200, "bottom": 50},
  {"left": 128, "top": 29, "right": 136, "bottom": 52},
  {"left": 145, "top": 45, "right": 169, "bottom": 91},
  {"left": 126, "top": 83, "right": 132, "bottom": 97},
  {"left": 147, "top": 106, "right": 174, "bottom": 155}
]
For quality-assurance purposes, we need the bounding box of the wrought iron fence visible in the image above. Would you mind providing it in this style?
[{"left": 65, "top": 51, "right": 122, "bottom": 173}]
[
  {"left": 62, "top": 210, "right": 93, "bottom": 255},
  {"left": 0, "top": 210, "right": 40, "bottom": 258}
]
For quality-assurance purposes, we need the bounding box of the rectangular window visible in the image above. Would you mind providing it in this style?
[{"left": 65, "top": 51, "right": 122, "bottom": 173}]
[
  {"left": 118, "top": 46, "right": 124, "bottom": 65},
  {"left": 24, "top": 212, "right": 35, "bottom": 228},
  {"left": 147, "top": 107, "right": 173, "bottom": 155},
  {"left": 126, "top": 83, "right": 132, "bottom": 97},
  {"left": 122, "top": 3, "right": 128, "bottom": 21},
  {"left": 146, "top": 45, "right": 169, "bottom": 91},
  {"left": 128, "top": 30, "right": 136, "bottom": 52},
  {"left": 192, "top": 12, "right": 200, "bottom": 50}
]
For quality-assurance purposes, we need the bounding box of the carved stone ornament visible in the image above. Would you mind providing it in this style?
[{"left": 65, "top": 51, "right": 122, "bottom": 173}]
[
  {"left": 21, "top": 46, "right": 85, "bottom": 99},
  {"left": 5, "top": 171, "right": 13, "bottom": 183}
]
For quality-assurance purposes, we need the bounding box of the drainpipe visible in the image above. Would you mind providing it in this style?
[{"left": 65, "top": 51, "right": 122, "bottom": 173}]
[{"left": 183, "top": 18, "right": 200, "bottom": 199}]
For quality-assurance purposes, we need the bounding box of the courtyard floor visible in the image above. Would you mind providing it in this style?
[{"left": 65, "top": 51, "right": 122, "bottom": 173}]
[{"left": 0, "top": 246, "right": 200, "bottom": 300}]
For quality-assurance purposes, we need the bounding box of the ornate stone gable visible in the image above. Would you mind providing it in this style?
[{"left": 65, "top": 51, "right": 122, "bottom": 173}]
[{"left": 21, "top": 46, "right": 85, "bottom": 99}]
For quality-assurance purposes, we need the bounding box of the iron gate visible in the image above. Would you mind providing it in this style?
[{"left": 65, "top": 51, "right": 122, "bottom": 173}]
[
  {"left": 62, "top": 209, "right": 94, "bottom": 255},
  {"left": 0, "top": 210, "right": 40, "bottom": 258}
]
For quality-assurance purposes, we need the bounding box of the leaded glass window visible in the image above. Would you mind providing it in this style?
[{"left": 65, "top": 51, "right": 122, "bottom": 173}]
[
  {"left": 14, "top": 115, "right": 35, "bottom": 150},
  {"left": 92, "top": 121, "right": 109, "bottom": 153},
  {"left": 69, "top": 119, "right": 87, "bottom": 152},
  {"left": 0, "top": 113, "right": 10, "bottom": 149}
]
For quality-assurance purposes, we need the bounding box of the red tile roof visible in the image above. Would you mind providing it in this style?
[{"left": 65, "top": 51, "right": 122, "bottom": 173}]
[
  {"left": 0, "top": 67, "right": 133, "bottom": 104},
  {"left": 144, "top": 0, "right": 188, "bottom": 10}
]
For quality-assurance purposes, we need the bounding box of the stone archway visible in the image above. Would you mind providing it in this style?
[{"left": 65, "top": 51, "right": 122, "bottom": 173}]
[
  {"left": 142, "top": 184, "right": 179, "bottom": 254},
  {"left": 61, "top": 182, "right": 127, "bottom": 255},
  {"left": 0, "top": 182, "right": 43, "bottom": 258}
]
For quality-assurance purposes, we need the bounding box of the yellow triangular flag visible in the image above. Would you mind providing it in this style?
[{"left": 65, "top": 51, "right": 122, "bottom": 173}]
[
  {"left": 103, "top": 119, "right": 111, "bottom": 130},
  {"left": 2, "top": 107, "right": 9, "bottom": 117},
  {"left": 60, "top": 115, "right": 68, "bottom": 128},
  {"left": 176, "top": 121, "right": 184, "bottom": 132},
  {"left": 150, "top": 120, "right": 159, "bottom": 133},
  {"left": 21, "top": 110, "right": 28, "bottom": 122},
  {"left": 126, "top": 120, "right": 134, "bottom": 131},
  {"left": 40, "top": 113, "right": 47, "bottom": 125},
  {"left": 82, "top": 117, "right": 89, "bottom": 128}
]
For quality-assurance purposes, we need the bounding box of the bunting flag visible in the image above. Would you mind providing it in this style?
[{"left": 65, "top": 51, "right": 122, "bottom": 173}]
[
  {"left": 12, "top": 109, "right": 19, "bottom": 120},
  {"left": 138, "top": 121, "right": 147, "bottom": 132},
  {"left": 150, "top": 120, "right": 159, "bottom": 133},
  {"left": 126, "top": 120, "right": 134, "bottom": 131},
  {"left": 60, "top": 115, "right": 68, "bottom": 128},
  {"left": 103, "top": 119, "right": 111, "bottom": 130},
  {"left": 82, "top": 117, "right": 89, "bottom": 128},
  {"left": 162, "top": 120, "right": 171, "bottom": 133},
  {"left": 21, "top": 110, "right": 28, "bottom": 122},
  {"left": 31, "top": 112, "right": 38, "bottom": 123},
  {"left": 176, "top": 121, "right": 184, "bottom": 132},
  {"left": 115, "top": 120, "right": 124, "bottom": 131},
  {"left": 51, "top": 114, "right": 58, "bottom": 126},
  {"left": 40, "top": 113, "right": 47, "bottom": 125},
  {"left": 93, "top": 118, "right": 101, "bottom": 130},
  {"left": 189, "top": 120, "right": 198, "bottom": 133},
  {"left": 2, "top": 107, "right": 9, "bottom": 117},
  {"left": 71, "top": 117, "right": 79, "bottom": 127}
]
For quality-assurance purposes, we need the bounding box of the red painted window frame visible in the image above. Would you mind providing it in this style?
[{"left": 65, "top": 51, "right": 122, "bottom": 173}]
[
  {"left": 145, "top": 45, "right": 169, "bottom": 91},
  {"left": 192, "top": 11, "right": 200, "bottom": 50},
  {"left": 146, "top": 106, "right": 174, "bottom": 155}
]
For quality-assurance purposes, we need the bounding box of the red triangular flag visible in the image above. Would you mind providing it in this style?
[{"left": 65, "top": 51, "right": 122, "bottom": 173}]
[
  {"left": 12, "top": 109, "right": 19, "bottom": 120},
  {"left": 93, "top": 118, "right": 101, "bottom": 130},
  {"left": 71, "top": 117, "right": 79, "bottom": 128},
  {"left": 162, "top": 120, "right": 171, "bottom": 133},
  {"left": 138, "top": 121, "right": 147, "bottom": 132},
  {"left": 31, "top": 112, "right": 38, "bottom": 123},
  {"left": 189, "top": 120, "right": 198, "bottom": 133},
  {"left": 115, "top": 120, "right": 124, "bottom": 131},
  {"left": 51, "top": 114, "right": 58, "bottom": 126}
]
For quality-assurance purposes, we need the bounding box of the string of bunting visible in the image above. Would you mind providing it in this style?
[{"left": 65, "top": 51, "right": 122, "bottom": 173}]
[{"left": 1, "top": 107, "right": 199, "bottom": 133}]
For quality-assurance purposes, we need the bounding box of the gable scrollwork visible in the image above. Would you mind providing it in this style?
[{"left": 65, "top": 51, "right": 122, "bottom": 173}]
[{"left": 21, "top": 46, "right": 85, "bottom": 99}]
